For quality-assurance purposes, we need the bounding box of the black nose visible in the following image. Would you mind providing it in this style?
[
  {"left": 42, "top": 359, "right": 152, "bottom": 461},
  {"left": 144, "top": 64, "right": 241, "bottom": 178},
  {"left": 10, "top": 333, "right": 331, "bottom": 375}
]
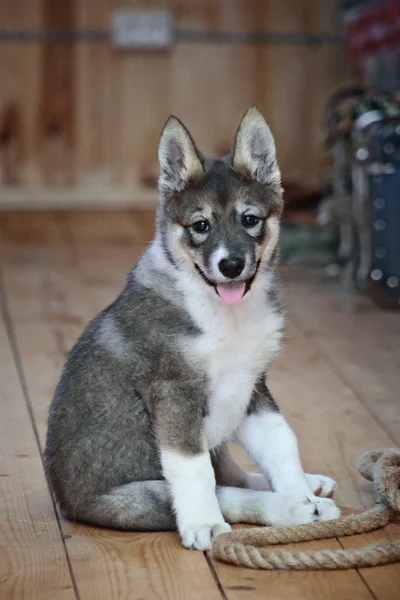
[{"left": 218, "top": 257, "right": 245, "bottom": 279}]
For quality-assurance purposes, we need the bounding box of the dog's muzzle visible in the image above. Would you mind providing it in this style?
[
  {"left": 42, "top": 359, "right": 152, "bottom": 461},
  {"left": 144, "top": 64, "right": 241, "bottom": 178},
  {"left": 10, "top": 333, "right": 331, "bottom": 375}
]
[{"left": 194, "top": 261, "right": 260, "bottom": 303}]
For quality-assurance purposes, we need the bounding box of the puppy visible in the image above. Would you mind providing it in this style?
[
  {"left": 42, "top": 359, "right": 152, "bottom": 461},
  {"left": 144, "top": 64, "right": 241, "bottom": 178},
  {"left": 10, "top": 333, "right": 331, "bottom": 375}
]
[{"left": 45, "top": 107, "right": 339, "bottom": 550}]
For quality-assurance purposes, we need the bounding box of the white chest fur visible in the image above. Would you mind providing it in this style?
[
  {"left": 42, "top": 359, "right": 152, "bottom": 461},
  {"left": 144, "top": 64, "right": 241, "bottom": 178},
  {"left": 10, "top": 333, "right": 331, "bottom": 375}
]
[{"left": 181, "top": 277, "right": 284, "bottom": 449}]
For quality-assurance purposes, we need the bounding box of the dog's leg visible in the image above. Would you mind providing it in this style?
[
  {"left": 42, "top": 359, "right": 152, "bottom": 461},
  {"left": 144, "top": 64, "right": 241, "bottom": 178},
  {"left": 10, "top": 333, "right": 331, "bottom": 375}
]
[
  {"left": 217, "top": 486, "right": 339, "bottom": 525},
  {"left": 153, "top": 379, "right": 230, "bottom": 550},
  {"left": 234, "top": 379, "right": 339, "bottom": 520},
  {"left": 161, "top": 448, "right": 230, "bottom": 549},
  {"left": 212, "top": 443, "right": 273, "bottom": 491},
  {"left": 235, "top": 409, "right": 313, "bottom": 496},
  {"left": 213, "top": 444, "right": 337, "bottom": 496}
]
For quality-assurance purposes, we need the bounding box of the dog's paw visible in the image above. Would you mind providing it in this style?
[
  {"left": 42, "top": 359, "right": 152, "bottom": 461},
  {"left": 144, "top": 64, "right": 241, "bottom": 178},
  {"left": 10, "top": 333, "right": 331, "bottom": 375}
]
[
  {"left": 279, "top": 496, "right": 340, "bottom": 526},
  {"left": 305, "top": 473, "right": 337, "bottom": 499},
  {"left": 180, "top": 522, "right": 231, "bottom": 550}
]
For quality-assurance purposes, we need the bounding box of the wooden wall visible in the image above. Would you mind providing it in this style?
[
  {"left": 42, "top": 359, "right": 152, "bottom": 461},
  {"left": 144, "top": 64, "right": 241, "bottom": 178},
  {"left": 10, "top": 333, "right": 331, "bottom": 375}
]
[{"left": 0, "top": 0, "right": 354, "bottom": 208}]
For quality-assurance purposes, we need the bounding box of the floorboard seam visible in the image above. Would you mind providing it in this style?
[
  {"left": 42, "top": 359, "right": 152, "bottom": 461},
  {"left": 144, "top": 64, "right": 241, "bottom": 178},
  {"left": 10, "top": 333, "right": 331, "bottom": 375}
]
[
  {"left": 204, "top": 552, "right": 229, "bottom": 600},
  {"left": 0, "top": 269, "right": 82, "bottom": 600},
  {"left": 289, "top": 313, "right": 393, "bottom": 598},
  {"left": 336, "top": 537, "right": 379, "bottom": 600}
]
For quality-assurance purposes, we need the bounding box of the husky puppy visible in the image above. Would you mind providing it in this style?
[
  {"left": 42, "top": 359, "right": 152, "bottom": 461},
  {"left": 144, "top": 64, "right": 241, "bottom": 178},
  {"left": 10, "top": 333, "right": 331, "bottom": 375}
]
[{"left": 45, "top": 107, "right": 339, "bottom": 550}]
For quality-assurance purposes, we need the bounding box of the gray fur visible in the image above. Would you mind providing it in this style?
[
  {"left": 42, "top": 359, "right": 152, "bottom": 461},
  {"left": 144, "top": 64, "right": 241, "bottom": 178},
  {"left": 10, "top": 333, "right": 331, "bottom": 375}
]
[
  {"left": 247, "top": 375, "right": 280, "bottom": 415},
  {"left": 45, "top": 107, "right": 284, "bottom": 531},
  {"left": 45, "top": 275, "right": 205, "bottom": 524}
]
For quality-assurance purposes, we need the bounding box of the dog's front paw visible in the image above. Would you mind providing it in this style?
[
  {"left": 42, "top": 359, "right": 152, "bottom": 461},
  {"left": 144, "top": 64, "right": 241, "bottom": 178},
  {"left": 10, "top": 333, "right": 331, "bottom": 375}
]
[
  {"left": 180, "top": 522, "right": 231, "bottom": 550},
  {"left": 280, "top": 496, "right": 340, "bottom": 526},
  {"left": 305, "top": 474, "right": 337, "bottom": 498}
]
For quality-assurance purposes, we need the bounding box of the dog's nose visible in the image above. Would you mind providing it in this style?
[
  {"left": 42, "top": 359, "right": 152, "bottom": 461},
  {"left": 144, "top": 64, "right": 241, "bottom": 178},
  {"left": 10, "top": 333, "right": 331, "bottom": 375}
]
[{"left": 218, "top": 257, "right": 245, "bottom": 279}]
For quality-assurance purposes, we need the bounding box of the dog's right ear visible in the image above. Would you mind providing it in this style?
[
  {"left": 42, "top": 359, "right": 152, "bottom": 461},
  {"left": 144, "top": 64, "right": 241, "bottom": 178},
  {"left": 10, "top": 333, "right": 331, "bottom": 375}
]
[
  {"left": 158, "top": 116, "right": 204, "bottom": 194},
  {"left": 232, "top": 106, "right": 281, "bottom": 186}
]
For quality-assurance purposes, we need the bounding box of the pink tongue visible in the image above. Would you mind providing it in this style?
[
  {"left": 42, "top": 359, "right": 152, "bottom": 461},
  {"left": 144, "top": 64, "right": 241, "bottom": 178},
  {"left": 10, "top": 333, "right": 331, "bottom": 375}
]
[{"left": 216, "top": 281, "right": 246, "bottom": 304}]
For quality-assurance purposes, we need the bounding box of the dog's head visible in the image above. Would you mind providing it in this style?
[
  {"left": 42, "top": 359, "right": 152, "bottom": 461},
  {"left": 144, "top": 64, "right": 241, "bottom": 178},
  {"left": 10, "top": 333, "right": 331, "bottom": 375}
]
[{"left": 157, "top": 107, "right": 283, "bottom": 304}]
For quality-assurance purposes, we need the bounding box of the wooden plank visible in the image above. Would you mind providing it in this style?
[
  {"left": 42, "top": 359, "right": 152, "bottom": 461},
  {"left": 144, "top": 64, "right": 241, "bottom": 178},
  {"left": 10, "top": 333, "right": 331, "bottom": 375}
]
[
  {"left": 284, "top": 279, "right": 400, "bottom": 444},
  {"left": 171, "top": 0, "right": 260, "bottom": 161},
  {"left": 38, "top": 0, "right": 75, "bottom": 186},
  {"left": 0, "top": 211, "right": 223, "bottom": 600},
  {"left": 0, "top": 0, "right": 43, "bottom": 186},
  {"left": 256, "top": 0, "right": 311, "bottom": 186},
  {"left": 0, "top": 281, "right": 76, "bottom": 598},
  {"left": 0, "top": 187, "right": 158, "bottom": 210},
  {"left": 215, "top": 553, "right": 374, "bottom": 600},
  {"left": 74, "top": 0, "right": 126, "bottom": 190},
  {"left": 300, "top": 0, "right": 354, "bottom": 186},
  {"left": 281, "top": 278, "right": 400, "bottom": 597},
  {"left": 277, "top": 315, "right": 400, "bottom": 598}
]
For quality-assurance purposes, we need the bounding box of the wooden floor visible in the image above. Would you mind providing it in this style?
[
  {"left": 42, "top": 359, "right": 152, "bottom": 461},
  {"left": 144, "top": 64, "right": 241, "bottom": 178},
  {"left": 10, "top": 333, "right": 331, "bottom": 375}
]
[{"left": 0, "top": 210, "right": 399, "bottom": 600}]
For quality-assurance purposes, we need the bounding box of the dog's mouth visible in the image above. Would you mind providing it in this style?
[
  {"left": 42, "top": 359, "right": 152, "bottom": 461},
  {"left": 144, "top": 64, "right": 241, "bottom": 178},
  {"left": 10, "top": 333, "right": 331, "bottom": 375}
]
[{"left": 194, "top": 262, "right": 260, "bottom": 304}]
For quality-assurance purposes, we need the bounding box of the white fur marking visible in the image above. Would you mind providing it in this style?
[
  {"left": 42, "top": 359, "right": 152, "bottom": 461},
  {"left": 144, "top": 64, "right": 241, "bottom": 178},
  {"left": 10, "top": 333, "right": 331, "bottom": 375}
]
[
  {"left": 182, "top": 283, "right": 283, "bottom": 448},
  {"left": 235, "top": 411, "right": 313, "bottom": 497},
  {"left": 209, "top": 246, "right": 229, "bottom": 280},
  {"left": 160, "top": 448, "right": 227, "bottom": 549},
  {"left": 97, "top": 317, "right": 128, "bottom": 359}
]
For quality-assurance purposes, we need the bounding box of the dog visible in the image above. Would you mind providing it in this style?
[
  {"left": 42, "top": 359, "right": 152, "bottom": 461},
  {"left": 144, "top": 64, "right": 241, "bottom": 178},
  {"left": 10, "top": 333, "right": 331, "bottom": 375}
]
[{"left": 45, "top": 107, "right": 340, "bottom": 550}]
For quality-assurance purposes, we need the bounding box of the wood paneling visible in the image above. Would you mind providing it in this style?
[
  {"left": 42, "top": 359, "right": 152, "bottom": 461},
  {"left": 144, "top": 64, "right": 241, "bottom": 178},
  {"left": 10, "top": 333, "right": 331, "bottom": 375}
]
[
  {"left": 0, "top": 1, "right": 353, "bottom": 205},
  {"left": 38, "top": 0, "right": 76, "bottom": 186}
]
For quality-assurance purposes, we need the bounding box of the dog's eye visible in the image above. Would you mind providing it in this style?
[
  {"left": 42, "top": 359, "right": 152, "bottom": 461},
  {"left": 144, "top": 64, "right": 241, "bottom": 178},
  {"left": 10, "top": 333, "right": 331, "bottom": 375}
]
[
  {"left": 242, "top": 214, "right": 260, "bottom": 228},
  {"left": 191, "top": 220, "right": 210, "bottom": 233}
]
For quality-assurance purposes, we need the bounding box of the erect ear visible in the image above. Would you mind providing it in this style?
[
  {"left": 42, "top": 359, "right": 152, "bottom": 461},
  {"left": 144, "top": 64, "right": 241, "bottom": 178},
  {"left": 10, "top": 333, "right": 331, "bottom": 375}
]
[
  {"left": 158, "top": 116, "right": 204, "bottom": 193},
  {"left": 232, "top": 106, "right": 281, "bottom": 186}
]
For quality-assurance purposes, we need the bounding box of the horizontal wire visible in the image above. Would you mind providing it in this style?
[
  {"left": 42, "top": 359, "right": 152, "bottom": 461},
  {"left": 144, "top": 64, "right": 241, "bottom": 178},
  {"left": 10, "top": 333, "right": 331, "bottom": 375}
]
[
  {"left": 0, "top": 30, "right": 108, "bottom": 42},
  {"left": 0, "top": 28, "right": 343, "bottom": 45},
  {"left": 178, "top": 29, "right": 343, "bottom": 45}
]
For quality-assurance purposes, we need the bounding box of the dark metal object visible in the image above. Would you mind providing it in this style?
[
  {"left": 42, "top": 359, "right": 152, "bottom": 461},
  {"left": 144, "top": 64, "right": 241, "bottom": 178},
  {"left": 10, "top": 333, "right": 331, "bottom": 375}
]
[
  {"left": 368, "top": 125, "right": 400, "bottom": 309},
  {"left": 351, "top": 114, "right": 400, "bottom": 308}
]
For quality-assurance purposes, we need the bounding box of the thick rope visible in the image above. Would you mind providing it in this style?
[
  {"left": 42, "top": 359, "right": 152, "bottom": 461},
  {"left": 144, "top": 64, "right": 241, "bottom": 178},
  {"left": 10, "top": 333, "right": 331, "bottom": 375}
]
[{"left": 211, "top": 448, "right": 400, "bottom": 570}]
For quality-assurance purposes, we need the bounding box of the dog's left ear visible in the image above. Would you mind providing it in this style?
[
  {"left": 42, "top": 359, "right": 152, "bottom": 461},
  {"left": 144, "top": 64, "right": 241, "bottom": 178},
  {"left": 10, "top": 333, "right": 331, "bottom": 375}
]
[
  {"left": 158, "top": 116, "right": 204, "bottom": 194},
  {"left": 232, "top": 106, "right": 281, "bottom": 186}
]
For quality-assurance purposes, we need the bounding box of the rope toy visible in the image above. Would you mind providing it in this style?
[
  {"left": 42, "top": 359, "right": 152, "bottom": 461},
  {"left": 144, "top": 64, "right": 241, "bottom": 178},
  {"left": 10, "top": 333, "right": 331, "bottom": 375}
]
[{"left": 211, "top": 448, "right": 400, "bottom": 570}]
